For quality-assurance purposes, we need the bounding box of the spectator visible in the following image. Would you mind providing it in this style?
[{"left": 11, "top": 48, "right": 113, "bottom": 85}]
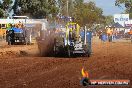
[
  {"left": 99, "top": 31, "right": 102, "bottom": 40},
  {"left": 101, "top": 32, "right": 107, "bottom": 42},
  {"left": 107, "top": 28, "right": 113, "bottom": 42},
  {"left": 129, "top": 29, "right": 132, "bottom": 43},
  {"left": 3, "top": 33, "right": 5, "bottom": 40}
]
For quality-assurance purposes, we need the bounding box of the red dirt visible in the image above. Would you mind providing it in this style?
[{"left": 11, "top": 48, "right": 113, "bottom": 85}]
[{"left": 0, "top": 38, "right": 131, "bottom": 88}]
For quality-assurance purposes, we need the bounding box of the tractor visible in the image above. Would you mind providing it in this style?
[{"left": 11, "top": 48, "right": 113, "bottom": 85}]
[
  {"left": 6, "top": 16, "right": 31, "bottom": 45},
  {"left": 6, "top": 26, "right": 26, "bottom": 45},
  {"left": 54, "top": 22, "right": 91, "bottom": 57}
]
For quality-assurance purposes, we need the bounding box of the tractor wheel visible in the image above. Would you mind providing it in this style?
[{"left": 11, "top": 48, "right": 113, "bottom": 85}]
[
  {"left": 53, "top": 38, "right": 57, "bottom": 57},
  {"left": 87, "top": 53, "right": 90, "bottom": 57},
  {"left": 87, "top": 50, "right": 91, "bottom": 57},
  {"left": 68, "top": 50, "right": 71, "bottom": 57},
  {"left": 53, "top": 45, "right": 57, "bottom": 57}
]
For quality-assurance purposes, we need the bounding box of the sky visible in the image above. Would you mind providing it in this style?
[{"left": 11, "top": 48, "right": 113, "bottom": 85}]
[{"left": 84, "top": 0, "right": 125, "bottom": 16}]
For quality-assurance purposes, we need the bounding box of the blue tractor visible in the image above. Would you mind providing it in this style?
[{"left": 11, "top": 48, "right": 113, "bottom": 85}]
[
  {"left": 6, "top": 16, "right": 29, "bottom": 45},
  {"left": 6, "top": 27, "right": 26, "bottom": 45}
]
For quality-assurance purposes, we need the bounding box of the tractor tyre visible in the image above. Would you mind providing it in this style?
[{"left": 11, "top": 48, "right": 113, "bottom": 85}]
[{"left": 68, "top": 50, "right": 71, "bottom": 57}]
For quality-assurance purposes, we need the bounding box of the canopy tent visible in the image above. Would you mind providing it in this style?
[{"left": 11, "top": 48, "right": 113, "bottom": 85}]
[{"left": 111, "top": 22, "right": 124, "bottom": 28}]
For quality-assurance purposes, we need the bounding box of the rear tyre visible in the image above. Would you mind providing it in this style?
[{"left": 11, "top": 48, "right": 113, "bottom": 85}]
[{"left": 68, "top": 50, "right": 71, "bottom": 57}]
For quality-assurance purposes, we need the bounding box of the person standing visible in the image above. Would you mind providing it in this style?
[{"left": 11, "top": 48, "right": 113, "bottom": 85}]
[
  {"left": 3, "top": 33, "right": 5, "bottom": 40},
  {"left": 86, "top": 30, "right": 92, "bottom": 54},
  {"left": 6, "top": 24, "right": 15, "bottom": 45},
  {"left": 6, "top": 23, "right": 12, "bottom": 45},
  {"left": 101, "top": 32, "right": 107, "bottom": 42},
  {"left": 6, "top": 30, "right": 9, "bottom": 44},
  {"left": 107, "top": 28, "right": 113, "bottom": 42},
  {"left": 129, "top": 29, "right": 132, "bottom": 43},
  {"left": 99, "top": 31, "right": 102, "bottom": 40}
]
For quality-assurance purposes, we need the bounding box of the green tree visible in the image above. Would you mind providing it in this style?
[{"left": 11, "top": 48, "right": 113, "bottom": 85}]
[
  {"left": 73, "top": 1, "right": 104, "bottom": 27},
  {"left": 104, "top": 16, "right": 114, "bottom": 25},
  {"left": 0, "top": 0, "right": 13, "bottom": 18},
  {"left": 57, "top": 0, "right": 75, "bottom": 16},
  {"left": 57, "top": 0, "right": 67, "bottom": 16},
  {"left": 57, "top": 0, "right": 104, "bottom": 28},
  {"left": 12, "top": 0, "right": 59, "bottom": 18},
  {"left": 0, "top": 8, "right": 4, "bottom": 18},
  {"left": 115, "top": 0, "right": 132, "bottom": 18}
]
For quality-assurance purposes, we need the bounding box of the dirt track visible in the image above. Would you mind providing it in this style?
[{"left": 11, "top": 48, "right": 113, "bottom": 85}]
[{"left": 0, "top": 38, "right": 131, "bottom": 88}]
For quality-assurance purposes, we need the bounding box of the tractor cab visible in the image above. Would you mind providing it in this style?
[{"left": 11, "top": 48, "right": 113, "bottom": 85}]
[{"left": 65, "top": 22, "right": 87, "bottom": 57}]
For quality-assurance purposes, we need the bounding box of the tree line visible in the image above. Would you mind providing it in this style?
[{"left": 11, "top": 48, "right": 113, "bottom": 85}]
[{"left": 0, "top": 0, "right": 114, "bottom": 27}]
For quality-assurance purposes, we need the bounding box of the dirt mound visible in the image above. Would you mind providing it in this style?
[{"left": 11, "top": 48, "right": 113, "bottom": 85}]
[
  {"left": 0, "top": 50, "right": 30, "bottom": 58},
  {"left": 0, "top": 43, "right": 39, "bottom": 58},
  {"left": 0, "top": 51, "right": 19, "bottom": 58}
]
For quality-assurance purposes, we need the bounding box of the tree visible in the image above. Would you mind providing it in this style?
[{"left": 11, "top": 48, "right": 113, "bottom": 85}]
[
  {"left": 0, "top": 8, "right": 4, "bottom": 18},
  {"left": 73, "top": 1, "right": 104, "bottom": 27},
  {"left": 57, "top": 0, "right": 75, "bottom": 16},
  {"left": 57, "top": 0, "right": 104, "bottom": 27},
  {"left": 0, "top": 0, "right": 13, "bottom": 18},
  {"left": 12, "top": 0, "right": 59, "bottom": 18},
  {"left": 115, "top": 0, "right": 132, "bottom": 18},
  {"left": 104, "top": 16, "right": 114, "bottom": 25}
]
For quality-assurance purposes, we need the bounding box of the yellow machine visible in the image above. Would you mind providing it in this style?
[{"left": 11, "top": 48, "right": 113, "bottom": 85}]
[
  {"left": 54, "top": 21, "right": 90, "bottom": 57},
  {"left": 0, "top": 23, "right": 12, "bottom": 39},
  {"left": 65, "top": 22, "right": 80, "bottom": 43}
]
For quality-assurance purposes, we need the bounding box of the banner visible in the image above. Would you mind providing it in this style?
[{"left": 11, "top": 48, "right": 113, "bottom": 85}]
[{"left": 114, "top": 14, "right": 129, "bottom": 27}]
